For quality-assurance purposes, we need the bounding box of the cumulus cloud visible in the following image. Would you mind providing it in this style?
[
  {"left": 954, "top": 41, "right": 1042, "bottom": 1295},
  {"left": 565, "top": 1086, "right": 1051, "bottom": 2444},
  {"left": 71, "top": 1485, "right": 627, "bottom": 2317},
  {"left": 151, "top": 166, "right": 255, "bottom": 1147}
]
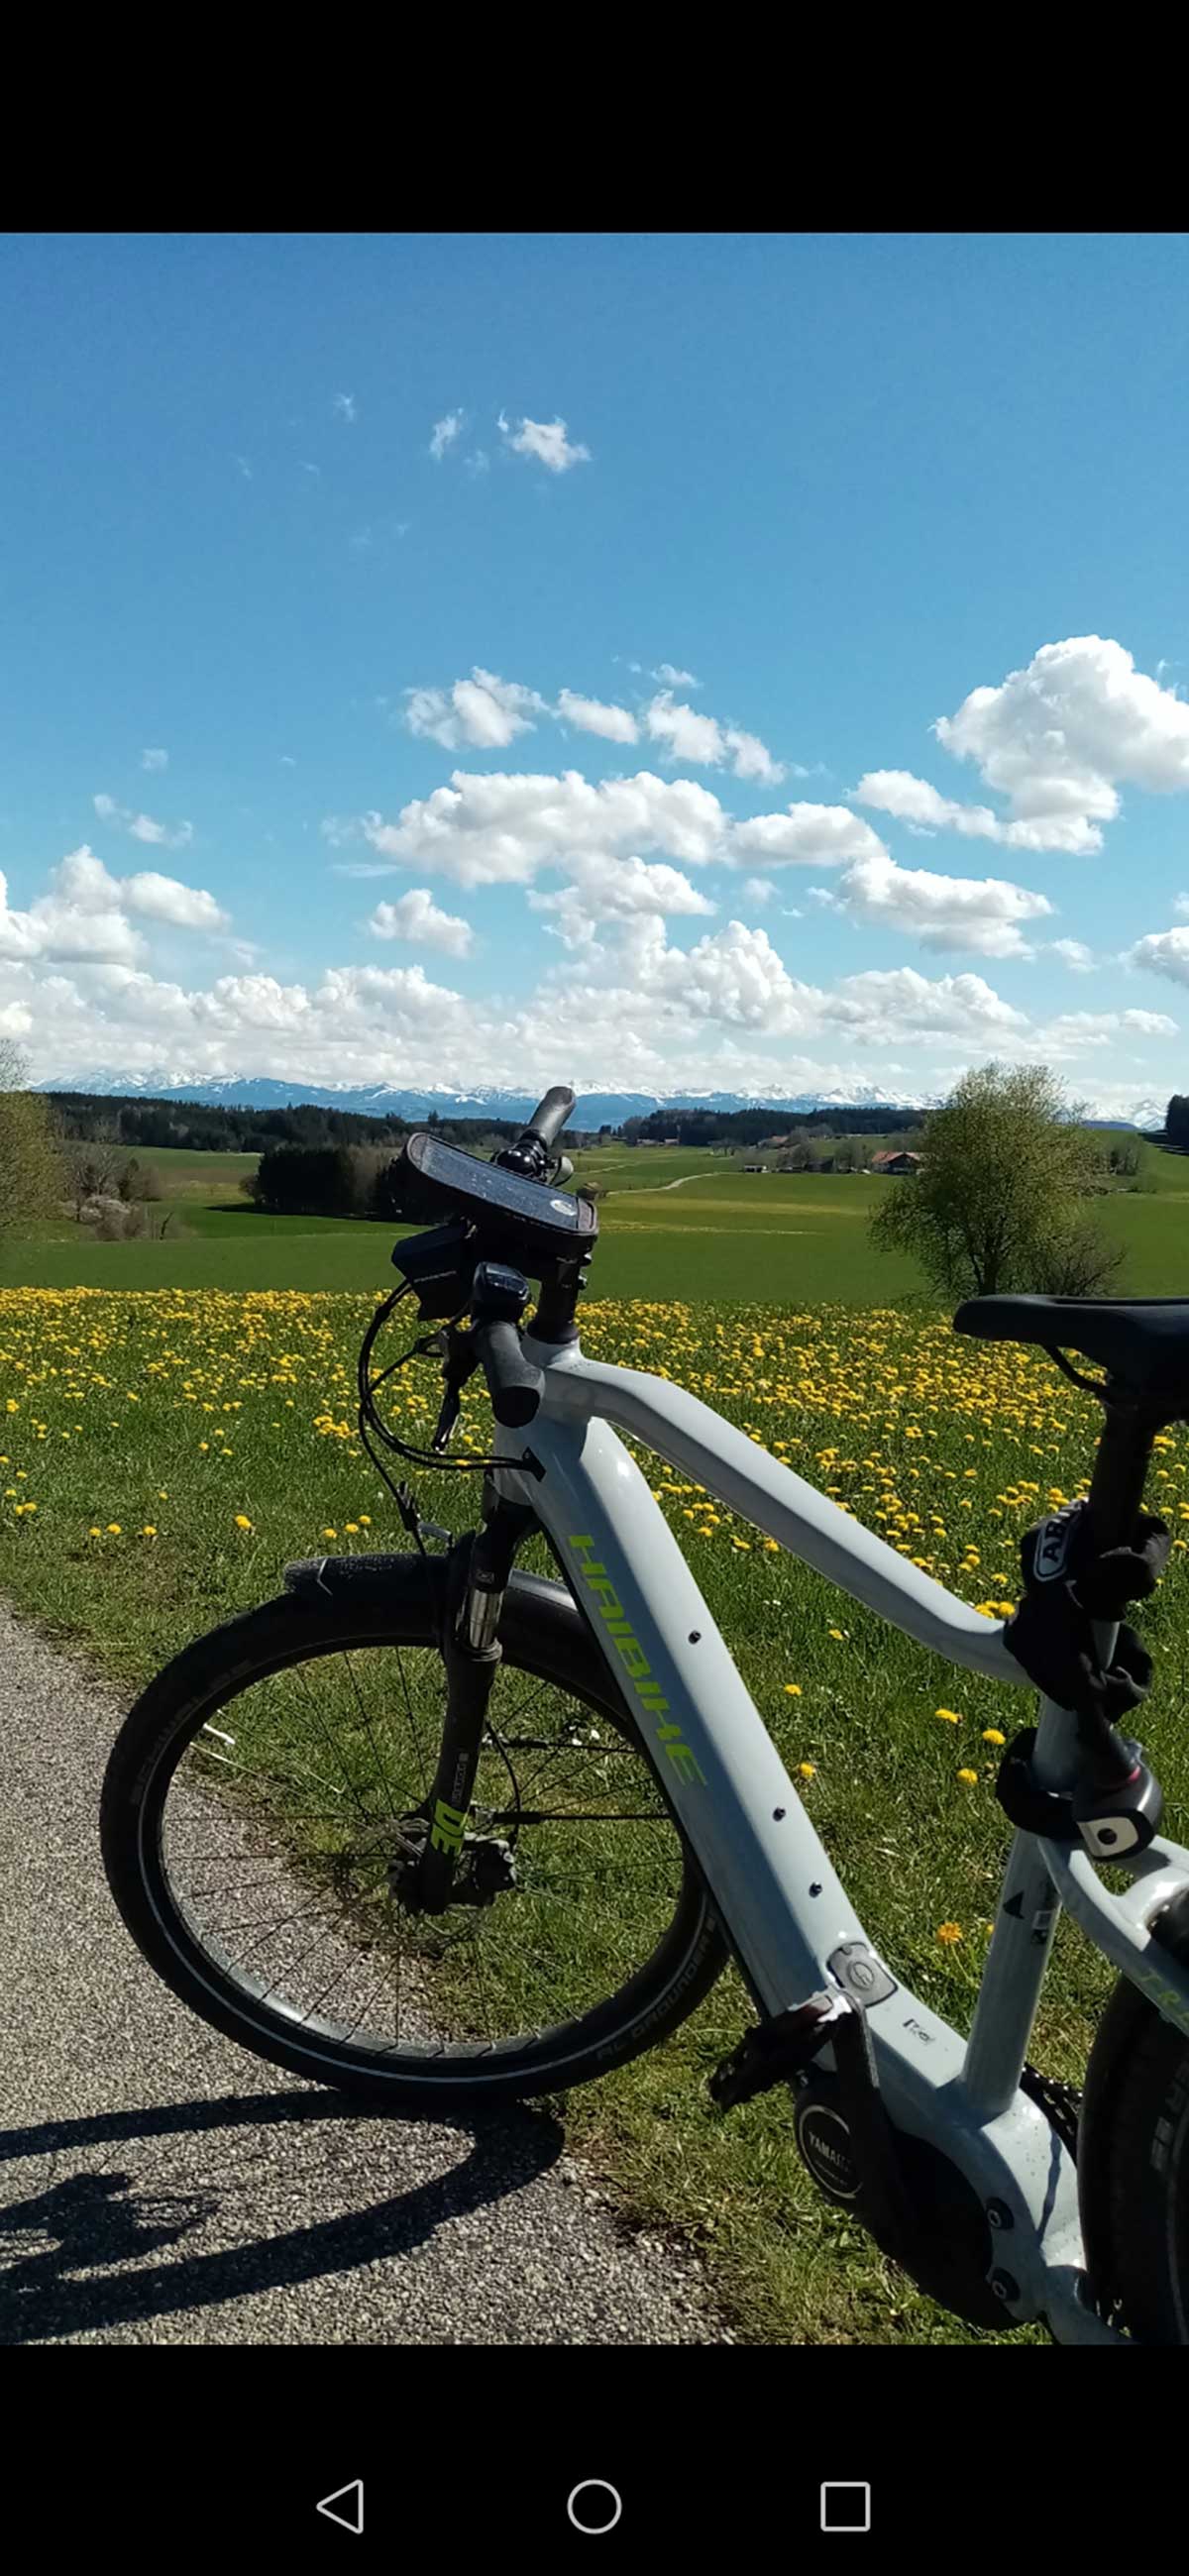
[
  {"left": 858, "top": 637, "right": 1189, "bottom": 857},
  {"left": 528, "top": 853, "right": 716, "bottom": 950},
  {"left": 367, "top": 888, "right": 474, "bottom": 957},
  {"left": 654, "top": 664, "right": 701, "bottom": 690},
  {"left": 93, "top": 793, "right": 193, "bottom": 851},
  {"left": 429, "top": 410, "right": 464, "bottom": 461},
  {"left": 836, "top": 848, "right": 1054, "bottom": 958},
  {"left": 741, "top": 877, "right": 776, "bottom": 906},
  {"left": 1040, "top": 1009, "right": 1178, "bottom": 1052},
  {"left": 555, "top": 690, "right": 639, "bottom": 744},
  {"left": 732, "top": 804, "right": 887, "bottom": 868},
  {"left": 1128, "top": 925, "right": 1189, "bottom": 988},
  {"left": 358, "top": 769, "right": 727, "bottom": 888},
  {"left": 404, "top": 670, "right": 546, "bottom": 752},
  {"left": 0, "top": 847, "right": 227, "bottom": 969},
  {"left": 497, "top": 412, "right": 591, "bottom": 474},
  {"left": 122, "top": 872, "right": 229, "bottom": 932},
  {"left": 1050, "top": 937, "right": 1096, "bottom": 972},
  {"left": 644, "top": 692, "right": 784, "bottom": 784}
]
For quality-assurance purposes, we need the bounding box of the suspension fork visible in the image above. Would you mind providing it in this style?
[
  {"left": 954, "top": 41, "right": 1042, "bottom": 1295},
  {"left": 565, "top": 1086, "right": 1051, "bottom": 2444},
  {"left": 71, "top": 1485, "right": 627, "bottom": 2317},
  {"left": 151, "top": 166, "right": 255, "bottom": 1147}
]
[{"left": 414, "top": 1485, "right": 539, "bottom": 1912}]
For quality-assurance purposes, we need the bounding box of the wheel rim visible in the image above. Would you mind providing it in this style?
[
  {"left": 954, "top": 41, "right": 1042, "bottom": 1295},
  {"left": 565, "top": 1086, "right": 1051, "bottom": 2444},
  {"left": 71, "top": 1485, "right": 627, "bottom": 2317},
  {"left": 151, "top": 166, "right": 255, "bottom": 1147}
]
[{"left": 146, "top": 1634, "right": 692, "bottom": 2071}]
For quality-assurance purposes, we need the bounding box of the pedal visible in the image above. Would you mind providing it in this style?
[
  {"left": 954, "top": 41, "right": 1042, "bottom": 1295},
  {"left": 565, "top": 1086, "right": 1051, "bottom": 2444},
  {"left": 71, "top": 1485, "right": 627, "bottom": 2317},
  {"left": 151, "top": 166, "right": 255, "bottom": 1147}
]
[{"left": 708, "top": 1992, "right": 845, "bottom": 2109}]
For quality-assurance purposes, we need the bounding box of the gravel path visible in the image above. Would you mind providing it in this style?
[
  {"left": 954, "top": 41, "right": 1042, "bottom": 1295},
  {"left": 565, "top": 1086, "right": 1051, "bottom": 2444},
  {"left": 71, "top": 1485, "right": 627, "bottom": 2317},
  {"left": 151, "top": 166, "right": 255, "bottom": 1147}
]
[{"left": 0, "top": 1597, "right": 722, "bottom": 2346}]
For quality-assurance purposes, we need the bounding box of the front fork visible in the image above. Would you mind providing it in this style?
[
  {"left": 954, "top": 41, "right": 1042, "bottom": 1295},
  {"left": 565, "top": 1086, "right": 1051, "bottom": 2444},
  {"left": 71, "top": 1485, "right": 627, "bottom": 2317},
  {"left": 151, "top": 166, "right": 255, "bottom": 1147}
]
[{"left": 414, "top": 1485, "right": 538, "bottom": 1913}]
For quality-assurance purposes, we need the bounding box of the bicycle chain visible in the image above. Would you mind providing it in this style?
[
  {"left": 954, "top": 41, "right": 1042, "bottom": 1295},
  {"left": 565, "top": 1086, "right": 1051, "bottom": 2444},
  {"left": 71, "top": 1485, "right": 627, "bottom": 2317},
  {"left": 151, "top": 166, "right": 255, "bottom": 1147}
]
[{"left": 1021, "top": 2062, "right": 1082, "bottom": 2161}]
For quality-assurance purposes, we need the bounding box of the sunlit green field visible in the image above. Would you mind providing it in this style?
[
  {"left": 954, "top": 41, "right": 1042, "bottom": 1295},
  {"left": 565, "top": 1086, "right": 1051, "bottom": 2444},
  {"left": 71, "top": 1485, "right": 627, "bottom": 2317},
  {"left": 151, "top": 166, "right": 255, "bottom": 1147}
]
[
  {"left": 4, "top": 1138, "right": 1185, "bottom": 1300},
  {"left": 3, "top": 1282, "right": 1188, "bottom": 2344}
]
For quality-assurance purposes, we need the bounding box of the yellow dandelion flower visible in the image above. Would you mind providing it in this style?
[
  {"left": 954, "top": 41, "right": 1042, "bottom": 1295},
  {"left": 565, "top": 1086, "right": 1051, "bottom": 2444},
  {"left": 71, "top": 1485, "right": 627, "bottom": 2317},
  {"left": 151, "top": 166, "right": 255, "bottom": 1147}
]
[
  {"left": 784, "top": 1683, "right": 802, "bottom": 1697},
  {"left": 934, "top": 1707, "right": 963, "bottom": 1725},
  {"left": 956, "top": 1768, "right": 979, "bottom": 1786},
  {"left": 936, "top": 1921, "right": 963, "bottom": 1945},
  {"left": 982, "top": 1728, "right": 1006, "bottom": 1746},
  {"left": 106, "top": 1523, "right": 122, "bottom": 1535},
  {"left": 798, "top": 1761, "right": 816, "bottom": 1779},
  {"left": 234, "top": 1514, "right": 253, "bottom": 1531}
]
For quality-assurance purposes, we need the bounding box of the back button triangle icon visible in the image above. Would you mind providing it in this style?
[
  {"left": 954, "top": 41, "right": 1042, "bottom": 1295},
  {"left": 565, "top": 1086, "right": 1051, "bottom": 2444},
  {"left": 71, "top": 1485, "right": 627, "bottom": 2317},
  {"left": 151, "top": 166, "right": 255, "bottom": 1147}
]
[{"left": 316, "top": 2481, "right": 365, "bottom": 2535}]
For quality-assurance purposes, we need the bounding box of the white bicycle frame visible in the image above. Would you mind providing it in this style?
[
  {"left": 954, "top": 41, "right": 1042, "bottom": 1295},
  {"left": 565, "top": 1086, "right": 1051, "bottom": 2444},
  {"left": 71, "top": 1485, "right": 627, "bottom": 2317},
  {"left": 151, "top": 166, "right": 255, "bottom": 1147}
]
[{"left": 491, "top": 1328, "right": 1189, "bottom": 2347}]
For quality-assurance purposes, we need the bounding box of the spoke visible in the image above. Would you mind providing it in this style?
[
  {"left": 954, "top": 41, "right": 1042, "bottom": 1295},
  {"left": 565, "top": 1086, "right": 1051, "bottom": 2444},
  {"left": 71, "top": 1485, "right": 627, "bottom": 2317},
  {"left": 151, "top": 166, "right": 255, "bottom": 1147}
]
[
  {"left": 287, "top": 1660, "right": 379, "bottom": 1828},
  {"left": 342, "top": 1648, "right": 400, "bottom": 1817},
  {"left": 390, "top": 1642, "right": 433, "bottom": 1788}
]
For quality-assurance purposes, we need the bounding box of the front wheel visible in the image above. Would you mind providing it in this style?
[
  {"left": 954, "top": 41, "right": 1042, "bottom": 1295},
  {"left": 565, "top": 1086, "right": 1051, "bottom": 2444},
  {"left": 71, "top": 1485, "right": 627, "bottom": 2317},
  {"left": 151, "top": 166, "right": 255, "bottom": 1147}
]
[
  {"left": 100, "top": 1559, "right": 726, "bottom": 2110},
  {"left": 1078, "top": 1889, "right": 1189, "bottom": 2343}
]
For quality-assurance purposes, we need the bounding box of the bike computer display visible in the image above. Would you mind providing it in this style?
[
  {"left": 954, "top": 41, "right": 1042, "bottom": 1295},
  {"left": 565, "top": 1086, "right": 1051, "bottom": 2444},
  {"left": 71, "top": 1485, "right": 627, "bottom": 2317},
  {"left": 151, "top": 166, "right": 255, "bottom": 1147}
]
[{"left": 393, "top": 1130, "right": 598, "bottom": 1250}]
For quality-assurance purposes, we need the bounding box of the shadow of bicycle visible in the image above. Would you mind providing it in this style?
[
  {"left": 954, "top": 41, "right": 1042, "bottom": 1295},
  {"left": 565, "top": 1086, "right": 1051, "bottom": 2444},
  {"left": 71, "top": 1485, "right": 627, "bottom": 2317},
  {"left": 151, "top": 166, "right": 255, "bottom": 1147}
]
[{"left": 0, "top": 2089, "right": 564, "bottom": 2345}]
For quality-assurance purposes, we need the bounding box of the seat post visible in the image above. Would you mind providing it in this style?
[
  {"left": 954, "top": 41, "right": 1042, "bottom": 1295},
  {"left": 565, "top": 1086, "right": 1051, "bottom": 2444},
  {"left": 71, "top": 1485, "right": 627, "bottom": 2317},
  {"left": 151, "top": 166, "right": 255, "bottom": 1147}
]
[{"left": 1086, "top": 1387, "right": 1161, "bottom": 1553}]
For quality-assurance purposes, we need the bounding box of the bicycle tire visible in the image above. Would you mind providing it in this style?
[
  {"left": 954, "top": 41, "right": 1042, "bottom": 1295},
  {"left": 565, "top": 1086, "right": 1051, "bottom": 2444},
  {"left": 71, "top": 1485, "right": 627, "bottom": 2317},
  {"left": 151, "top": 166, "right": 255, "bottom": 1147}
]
[
  {"left": 100, "top": 1559, "right": 727, "bottom": 2110},
  {"left": 1078, "top": 1887, "right": 1189, "bottom": 2343}
]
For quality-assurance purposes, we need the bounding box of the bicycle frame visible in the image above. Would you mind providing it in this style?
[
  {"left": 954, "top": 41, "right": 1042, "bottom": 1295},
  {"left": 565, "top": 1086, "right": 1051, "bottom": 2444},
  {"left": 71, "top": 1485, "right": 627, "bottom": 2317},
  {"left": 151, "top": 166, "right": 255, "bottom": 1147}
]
[{"left": 491, "top": 1330, "right": 1189, "bottom": 2346}]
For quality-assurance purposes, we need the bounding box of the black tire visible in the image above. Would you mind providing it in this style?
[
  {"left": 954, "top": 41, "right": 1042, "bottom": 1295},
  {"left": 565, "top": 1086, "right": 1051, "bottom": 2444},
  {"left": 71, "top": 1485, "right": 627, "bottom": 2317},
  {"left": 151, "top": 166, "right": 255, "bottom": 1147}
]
[
  {"left": 100, "top": 1559, "right": 726, "bottom": 2110},
  {"left": 1078, "top": 1889, "right": 1189, "bottom": 2343}
]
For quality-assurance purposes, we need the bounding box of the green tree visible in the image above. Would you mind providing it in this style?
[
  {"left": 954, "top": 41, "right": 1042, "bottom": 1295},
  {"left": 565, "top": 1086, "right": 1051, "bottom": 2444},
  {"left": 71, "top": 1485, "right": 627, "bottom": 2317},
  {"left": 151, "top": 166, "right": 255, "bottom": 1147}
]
[
  {"left": 869, "top": 1060, "right": 1123, "bottom": 1301},
  {"left": 0, "top": 1041, "right": 63, "bottom": 1232}
]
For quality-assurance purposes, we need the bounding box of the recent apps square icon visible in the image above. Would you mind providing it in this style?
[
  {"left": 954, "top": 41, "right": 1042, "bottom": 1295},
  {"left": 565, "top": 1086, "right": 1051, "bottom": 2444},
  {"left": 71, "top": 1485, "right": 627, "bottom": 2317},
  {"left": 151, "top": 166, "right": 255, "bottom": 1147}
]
[{"left": 819, "top": 2483, "right": 871, "bottom": 2533}]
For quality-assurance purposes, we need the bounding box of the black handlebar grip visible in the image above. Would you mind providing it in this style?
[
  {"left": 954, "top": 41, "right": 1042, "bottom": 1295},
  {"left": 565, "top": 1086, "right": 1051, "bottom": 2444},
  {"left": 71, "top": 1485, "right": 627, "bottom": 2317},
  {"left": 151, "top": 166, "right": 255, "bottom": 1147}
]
[
  {"left": 520, "top": 1085, "right": 575, "bottom": 1152},
  {"left": 475, "top": 1318, "right": 545, "bottom": 1428}
]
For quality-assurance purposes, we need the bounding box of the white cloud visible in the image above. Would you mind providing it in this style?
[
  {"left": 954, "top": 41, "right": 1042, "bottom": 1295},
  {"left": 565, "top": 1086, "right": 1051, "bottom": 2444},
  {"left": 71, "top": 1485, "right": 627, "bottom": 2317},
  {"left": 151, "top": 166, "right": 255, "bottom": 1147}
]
[
  {"left": 837, "top": 848, "right": 1054, "bottom": 958},
  {"left": 854, "top": 768, "right": 1098, "bottom": 856},
  {"left": 859, "top": 636, "right": 1189, "bottom": 858},
  {"left": 368, "top": 888, "right": 474, "bottom": 957},
  {"left": 429, "top": 410, "right": 464, "bottom": 461},
  {"left": 528, "top": 853, "right": 715, "bottom": 949},
  {"left": 0, "top": 846, "right": 227, "bottom": 968},
  {"left": 826, "top": 966, "right": 1030, "bottom": 1042},
  {"left": 141, "top": 749, "right": 168, "bottom": 773},
  {"left": 1173, "top": 893, "right": 1189, "bottom": 919},
  {"left": 359, "top": 769, "right": 727, "bottom": 888},
  {"left": 1128, "top": 926, "right": 1189, "bottom": 988},
  {"left": 741, "top": 877, "right": 776, "bottom": 906},
  {"left": 644, "top": 692, "right": 784, "bottom": 784},
  {"left": 654, "top": 664, "right": 701, "bottom": 690},
  {"left": 334, "top": 392, "right": 357, "bottom": 423},
  {"left": 466, "top": 449, "right": 489, "bottom": 478},
  {"left": 497, "top": 412, "right": 591, "bottom": 474},
  {"left": 1042, "top": 1009, "right": 1177, "bottom": 1050},
  {"left": 1050, "top": 937, "right": 1096, "bottom": 972},
  {"left": 123, "top": 872, "right": 229, "bottom": 933},
  {"left": 93, "top": 792, "right": 193, "bottom": 851},
  {"left": 404, "top": 669, "right": 546, "bottom": 751},
  {"left": 732, "top": 804, "right": 887, "bottom": 868},
  {"left": 555, "top": 690, "right": 639, "bottom": 744}
]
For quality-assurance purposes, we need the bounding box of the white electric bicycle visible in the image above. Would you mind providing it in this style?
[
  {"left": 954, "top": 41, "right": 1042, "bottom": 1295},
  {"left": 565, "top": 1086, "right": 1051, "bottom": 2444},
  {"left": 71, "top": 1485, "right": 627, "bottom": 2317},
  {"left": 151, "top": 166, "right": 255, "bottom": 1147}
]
[{"left": 101, "top": 1085, "right": 1189, "bottom": 2343}]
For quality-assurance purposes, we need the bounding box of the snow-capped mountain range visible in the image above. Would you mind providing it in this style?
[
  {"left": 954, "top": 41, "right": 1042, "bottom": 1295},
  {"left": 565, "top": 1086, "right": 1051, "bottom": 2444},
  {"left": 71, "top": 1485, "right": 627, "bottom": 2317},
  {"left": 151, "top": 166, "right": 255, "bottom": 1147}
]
[
  {"left": 36, "top": 1069, "right": 933, "bottom": 1123},
  {"left": 34, "top": 1069, "right": 1159, "bottom": 1128}
]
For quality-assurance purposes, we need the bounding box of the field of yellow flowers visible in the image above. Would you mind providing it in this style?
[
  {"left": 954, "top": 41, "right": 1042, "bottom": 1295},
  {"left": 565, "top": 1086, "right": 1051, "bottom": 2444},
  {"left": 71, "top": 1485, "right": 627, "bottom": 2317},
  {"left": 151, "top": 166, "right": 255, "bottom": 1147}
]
[{"left": 3, "top": 1284, "right": 1188, "bottom": 2344}]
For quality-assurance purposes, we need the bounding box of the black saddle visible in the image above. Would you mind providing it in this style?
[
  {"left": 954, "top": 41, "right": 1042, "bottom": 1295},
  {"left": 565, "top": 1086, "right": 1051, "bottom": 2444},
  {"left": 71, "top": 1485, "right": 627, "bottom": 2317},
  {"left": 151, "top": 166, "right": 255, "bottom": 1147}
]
[{"left": 954, "top": 1296, "right": 1189, "bottom": 1402}]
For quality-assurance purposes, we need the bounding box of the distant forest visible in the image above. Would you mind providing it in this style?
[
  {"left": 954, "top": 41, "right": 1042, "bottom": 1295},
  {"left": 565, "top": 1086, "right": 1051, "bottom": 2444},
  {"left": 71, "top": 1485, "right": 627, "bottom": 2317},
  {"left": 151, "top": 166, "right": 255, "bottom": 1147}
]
[
  {"left": 47, "top": 1093, "right": 929, "bottom": 1155},
  {"left": 47, "top": 1093, "right": 530, "bottom": 1153}
]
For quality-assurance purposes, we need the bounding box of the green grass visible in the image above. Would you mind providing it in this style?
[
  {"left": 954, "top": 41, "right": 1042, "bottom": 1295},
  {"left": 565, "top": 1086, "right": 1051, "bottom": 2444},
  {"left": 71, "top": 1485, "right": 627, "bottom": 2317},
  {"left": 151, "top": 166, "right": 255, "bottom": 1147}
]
[
  {"left": 6, "top": 1152, "right": 1188, "bottom": 1301},
  {"left": 3, "top": 1284, "right": 1187, "bottom": 2344}
]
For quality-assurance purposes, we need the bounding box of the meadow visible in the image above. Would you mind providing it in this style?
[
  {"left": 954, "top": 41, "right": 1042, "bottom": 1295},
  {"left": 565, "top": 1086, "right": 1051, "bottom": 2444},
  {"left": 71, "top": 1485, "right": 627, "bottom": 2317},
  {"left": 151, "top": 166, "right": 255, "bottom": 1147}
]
[
  {"left": 3, "top": 1278, "right": 1189, "bottom": 2344},
  {"left": 2, "top": 1135, "right": 1185, "bottom": 1300}
]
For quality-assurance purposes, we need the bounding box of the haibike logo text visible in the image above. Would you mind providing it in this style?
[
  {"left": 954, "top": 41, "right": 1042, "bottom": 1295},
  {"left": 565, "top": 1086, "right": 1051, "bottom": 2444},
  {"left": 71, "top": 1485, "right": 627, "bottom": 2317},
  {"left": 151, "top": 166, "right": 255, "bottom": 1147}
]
[{"left": 569, "top": 1535, "right": 706, "bottom": 1786}]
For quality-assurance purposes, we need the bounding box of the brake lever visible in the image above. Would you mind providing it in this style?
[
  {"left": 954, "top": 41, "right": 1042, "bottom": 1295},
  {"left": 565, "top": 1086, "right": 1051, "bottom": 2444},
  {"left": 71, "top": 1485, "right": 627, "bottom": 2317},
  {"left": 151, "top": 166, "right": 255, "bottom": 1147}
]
[{"left": 430, "top": 1325, "right": 481, "bottom": 1454}]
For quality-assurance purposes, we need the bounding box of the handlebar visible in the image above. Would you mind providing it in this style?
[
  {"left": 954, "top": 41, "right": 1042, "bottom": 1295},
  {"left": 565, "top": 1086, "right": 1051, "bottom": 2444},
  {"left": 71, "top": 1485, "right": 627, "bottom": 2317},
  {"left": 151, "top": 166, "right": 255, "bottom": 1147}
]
[
  {"left": 494, "top": 1085, "right": 576, "bottom": 1181},
  {"left": 472, "top": 1316, "right": 544, "bottom": 1428}
]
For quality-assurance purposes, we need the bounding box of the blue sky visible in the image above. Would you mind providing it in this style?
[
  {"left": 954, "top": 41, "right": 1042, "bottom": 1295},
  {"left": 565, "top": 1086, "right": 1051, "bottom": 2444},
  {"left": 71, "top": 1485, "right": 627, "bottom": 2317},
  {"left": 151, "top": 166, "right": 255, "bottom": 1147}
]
[{"left": 4, "top": 231, "right": 1189, "bottom": 1110}]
